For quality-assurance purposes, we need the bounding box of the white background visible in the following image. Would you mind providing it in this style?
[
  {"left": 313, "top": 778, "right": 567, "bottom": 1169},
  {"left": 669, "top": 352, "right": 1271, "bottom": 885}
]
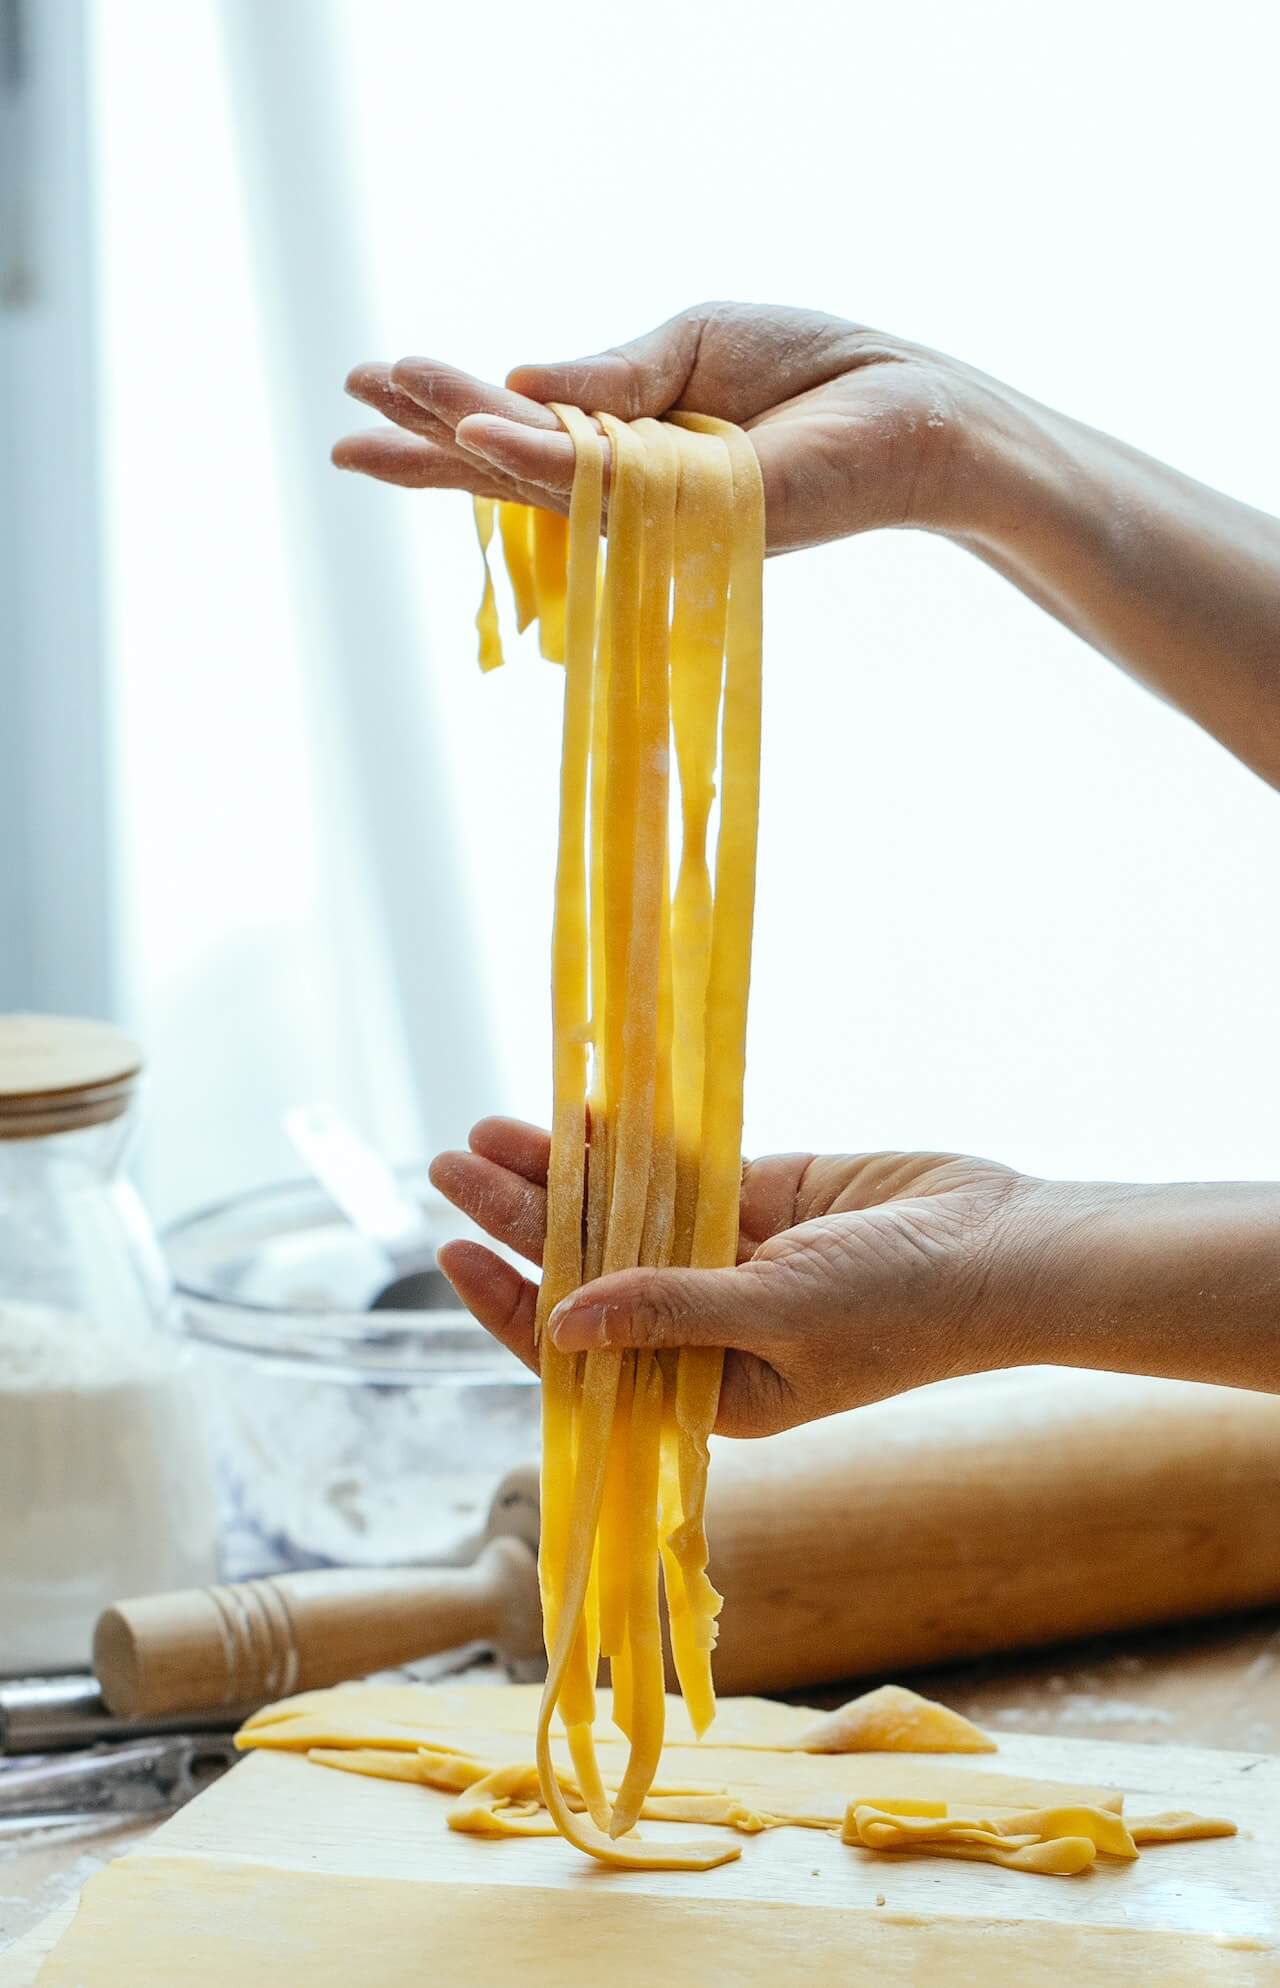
[{"left": 89, "top": 0, "right": 1280, "bottom": 1218}]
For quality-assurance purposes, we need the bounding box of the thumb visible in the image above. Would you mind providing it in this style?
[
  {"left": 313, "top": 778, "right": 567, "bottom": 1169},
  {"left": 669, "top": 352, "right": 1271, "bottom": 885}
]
[
  {"left": 547, "top": 1259, "right": 776, "bottom": 1355},
  {"left": 459, "top": 313, "right": 705, "bottom": 490},
  {"left": 506, "top": 308, "right": 706, "bottom": 422}
]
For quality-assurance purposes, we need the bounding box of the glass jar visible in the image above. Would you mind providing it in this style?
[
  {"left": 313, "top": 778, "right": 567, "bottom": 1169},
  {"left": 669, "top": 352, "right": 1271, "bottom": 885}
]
[{"left": 0, "top": 1015, "right": 220, "bottom": 1674}]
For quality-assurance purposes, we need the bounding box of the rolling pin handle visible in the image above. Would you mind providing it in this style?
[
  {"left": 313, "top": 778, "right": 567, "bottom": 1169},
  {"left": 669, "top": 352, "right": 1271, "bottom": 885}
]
[{"left": 94, "top": 1536, "right": 541, "bottom": 1720}]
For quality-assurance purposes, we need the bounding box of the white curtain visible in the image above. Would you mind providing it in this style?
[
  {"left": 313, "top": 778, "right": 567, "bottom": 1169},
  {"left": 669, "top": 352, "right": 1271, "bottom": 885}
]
[
  {"left": 2, "top": 0, "right": 112, "bottom": 1021},
  {"left": 90, "top": 0, "right": 498, "bottom": 1217},
  {"left": 81, "top": 0, "right": 1280, "bottom": 1222}
]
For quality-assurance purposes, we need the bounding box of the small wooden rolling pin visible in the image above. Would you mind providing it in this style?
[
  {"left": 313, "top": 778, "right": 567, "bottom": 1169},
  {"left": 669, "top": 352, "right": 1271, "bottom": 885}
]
[{"left": 95, "top": 1368, "right": 1280, "bottom": 1717}]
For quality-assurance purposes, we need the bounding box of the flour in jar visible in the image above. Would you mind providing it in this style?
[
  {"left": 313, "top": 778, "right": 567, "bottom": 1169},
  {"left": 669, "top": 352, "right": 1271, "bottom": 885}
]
[{"left": 0, "top": 1301, "right": 220, "bottom": 1673}]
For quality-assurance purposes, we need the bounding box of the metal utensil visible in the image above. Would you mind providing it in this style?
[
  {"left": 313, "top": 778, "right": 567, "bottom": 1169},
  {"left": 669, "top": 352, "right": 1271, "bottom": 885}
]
[
  {"left": 283, "top": 1105, "right": 454, "bottom": 1310},
  {"left": 0, "top": 1734, "right": 240, "bottom": 1833},
  {"left": 0, "top": 1675, "right": 253, "bottom": 1754}
]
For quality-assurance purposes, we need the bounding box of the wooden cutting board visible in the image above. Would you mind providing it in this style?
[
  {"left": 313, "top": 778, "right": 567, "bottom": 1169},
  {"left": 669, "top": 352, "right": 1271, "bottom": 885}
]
[{"left": 3, "top": 1712, "right": 1277, "bottom": 1985}]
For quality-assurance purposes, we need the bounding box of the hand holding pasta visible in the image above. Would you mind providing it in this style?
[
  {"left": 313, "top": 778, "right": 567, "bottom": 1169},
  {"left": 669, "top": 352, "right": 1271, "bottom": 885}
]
[
  {"left": 334, "top": 301, "right": 971, "bottom": 548},
  {"left": 431, "top": 1122, "right": 1031, "bottom": 1437},
  {"left": 433, "top": 1120, "right": 1280, "bottom": 1435},
  {"left": 337, "top": 300, "right": 1280, "bottom": 783}
]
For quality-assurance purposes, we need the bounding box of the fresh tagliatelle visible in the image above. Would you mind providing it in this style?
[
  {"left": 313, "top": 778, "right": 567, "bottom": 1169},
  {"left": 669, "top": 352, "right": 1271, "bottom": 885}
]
[
  {"left": 469, "top": 409, "right": 764, "bottom": 1868},
  {"left": 236, "top": 1681, "right": 1239, "bottom": 1883}
]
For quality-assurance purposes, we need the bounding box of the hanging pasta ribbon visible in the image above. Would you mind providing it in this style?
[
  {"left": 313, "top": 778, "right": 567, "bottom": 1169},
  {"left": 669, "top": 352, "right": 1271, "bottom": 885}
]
[{"left": 468, "top": 403, "right": 764, "bottom": 1868}]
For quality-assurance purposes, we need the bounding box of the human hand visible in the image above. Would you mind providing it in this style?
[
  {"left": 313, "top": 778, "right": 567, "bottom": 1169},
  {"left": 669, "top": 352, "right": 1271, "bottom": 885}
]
[
  {"left": 429, "top": 1117, "right": 1046, "bottom": 1437},
  {"left": 334, "top": 302, "right": 995, "bottom": 552}
]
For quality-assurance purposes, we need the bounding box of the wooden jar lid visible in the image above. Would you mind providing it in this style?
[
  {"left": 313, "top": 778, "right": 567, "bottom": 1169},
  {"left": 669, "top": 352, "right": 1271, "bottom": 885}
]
[{"left": 0, "top": 1014, "right": 144, "bottom": 1139}]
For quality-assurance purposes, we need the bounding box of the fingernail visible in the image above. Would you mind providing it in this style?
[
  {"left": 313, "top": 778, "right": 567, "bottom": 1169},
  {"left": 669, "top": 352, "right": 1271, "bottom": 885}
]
[
  {"left": 549, "top": 1302, "right": 606, "bottom": 1351},
  {"left": 434, "top": 1244, "right": 461, "bottom": 1290}
]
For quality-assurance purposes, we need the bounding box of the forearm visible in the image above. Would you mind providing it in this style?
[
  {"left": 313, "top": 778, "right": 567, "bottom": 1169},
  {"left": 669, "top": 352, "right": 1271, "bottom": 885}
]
[
  {"left": 946, "top": 374, "right": 1280, "bottom": 787},
  {"left": 1011, "top": 1180, "right": 1280, "bottom": 1393}
]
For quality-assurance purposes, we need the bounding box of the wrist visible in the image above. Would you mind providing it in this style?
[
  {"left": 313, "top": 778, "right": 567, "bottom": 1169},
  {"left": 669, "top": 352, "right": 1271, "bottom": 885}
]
[
  {"left": 1013, "top": 1179, "right": 1280, "bottom": 1392},
  {"left": 928, "top": 365, "right": 1079, "bottom": 550}
]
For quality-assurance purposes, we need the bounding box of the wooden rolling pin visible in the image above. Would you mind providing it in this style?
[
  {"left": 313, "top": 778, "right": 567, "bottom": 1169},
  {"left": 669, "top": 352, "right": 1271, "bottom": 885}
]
[
  {"left": 708, "top": 1366, "right": 1280, "bottom": 1694},
  {"left": 93, "top": 1470, "right": 544, "bottom": 1719},
  {"left": 95, "top": 1368, "right": 1280, "bottom": 1717}
]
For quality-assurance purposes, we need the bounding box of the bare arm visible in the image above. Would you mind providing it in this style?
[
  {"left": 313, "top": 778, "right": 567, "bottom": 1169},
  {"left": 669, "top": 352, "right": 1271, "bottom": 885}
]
[{"left": 952, "top": 379, "right": 1280, "bottom": 784}]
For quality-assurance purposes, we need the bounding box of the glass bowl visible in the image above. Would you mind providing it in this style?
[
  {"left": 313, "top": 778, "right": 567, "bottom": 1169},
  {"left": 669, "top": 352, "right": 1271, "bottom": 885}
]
[{"left": 163, "top": 1174, "right": 539, "bottom": 1577}]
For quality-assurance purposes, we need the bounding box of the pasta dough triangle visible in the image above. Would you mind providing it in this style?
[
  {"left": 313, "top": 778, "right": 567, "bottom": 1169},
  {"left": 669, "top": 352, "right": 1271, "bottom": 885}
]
[{"left": 798, "top": 1684, "right": 997, "bottom": 1755}]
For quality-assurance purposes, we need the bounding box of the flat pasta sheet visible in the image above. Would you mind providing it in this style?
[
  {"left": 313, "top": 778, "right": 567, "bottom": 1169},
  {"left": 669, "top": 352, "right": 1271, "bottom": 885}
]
[
  {"left": 34, "top": 1858, "right": 1273, "bottom": 1988},
  {"left": 25, "top": 1688, "right": 1269, "bottom": 1986}
]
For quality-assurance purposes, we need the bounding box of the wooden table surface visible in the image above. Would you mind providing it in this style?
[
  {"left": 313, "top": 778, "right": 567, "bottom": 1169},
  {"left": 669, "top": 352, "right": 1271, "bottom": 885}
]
[
  {"left": 821, "top": 1604, "right": 1280, "bottom": 1755},
  {"left": 3, "top": 1607, "right": 1278, "bottom": 1954}
]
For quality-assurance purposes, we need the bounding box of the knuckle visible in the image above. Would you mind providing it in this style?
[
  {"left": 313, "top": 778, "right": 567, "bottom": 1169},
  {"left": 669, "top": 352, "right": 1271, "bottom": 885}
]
[
  {"left": 603, "top": 350, "right": 650, "bottom": 418},
  {"left": 616, "top": 1278, "right": 686, "bottom": 1350},
  {"left": 554, "top": 359, "right": 608, "bottom": 404}
]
